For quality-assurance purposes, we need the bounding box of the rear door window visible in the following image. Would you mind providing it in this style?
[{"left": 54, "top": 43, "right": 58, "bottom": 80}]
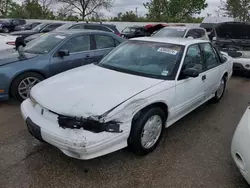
[
  {"left": 60, "top": 35, "right": 90, "bottom": 53},
  {"left": 94, "top": 35, "right": 116, "bottom": 49}
]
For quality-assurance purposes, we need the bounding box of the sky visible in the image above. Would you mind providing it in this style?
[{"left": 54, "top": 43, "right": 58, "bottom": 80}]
[
  {"left": 14, "top": 0, "right": 222, "bottom": 17},
  {"left": 108, "top": 0, "right": 222, "bottom": 17}
]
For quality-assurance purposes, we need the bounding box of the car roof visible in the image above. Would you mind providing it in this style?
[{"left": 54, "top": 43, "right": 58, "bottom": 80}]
[
  {"left": 51, "top": 29, "right": 114, "bottom": 35},
  {"left": 130, "top": 37, "right": 208, "bottom": 46}
]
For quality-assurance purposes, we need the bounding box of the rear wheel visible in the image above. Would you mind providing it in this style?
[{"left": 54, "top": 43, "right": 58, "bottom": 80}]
[
  {"left": 10, "top": 72, "right": 44, "bottom": 101},
  {"left": 128, "top": 107, "right": 166, "bottom": 155}
]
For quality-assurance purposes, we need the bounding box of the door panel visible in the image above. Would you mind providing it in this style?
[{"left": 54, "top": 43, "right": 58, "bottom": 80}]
[
  {"left": 200, "top": 43, "right": 221, "bottom": 99},
  {"left": 174, "top": 74, "right": 206, "bottom": 118},
  {"left": 172, "top": 44, "right": 206, "bottom": 120},
  {"left": 50, "top": 35, "right": 94, "bottom": 75}
]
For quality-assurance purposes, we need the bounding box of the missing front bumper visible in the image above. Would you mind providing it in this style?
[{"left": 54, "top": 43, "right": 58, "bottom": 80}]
[{"left": 58, "top": 115, "right": 122, "bottom": 133}]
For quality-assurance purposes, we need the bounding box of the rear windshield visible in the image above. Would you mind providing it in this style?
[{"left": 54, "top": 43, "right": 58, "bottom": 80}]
[
  {"left": 104, "top": 25, "right": 119, "bottom": 32},
  {"left": 216, "top": 23, "right": 250, "bottom": 39},
  {"left": 152, "top": 28, "right": 186, "bottom": 38}
]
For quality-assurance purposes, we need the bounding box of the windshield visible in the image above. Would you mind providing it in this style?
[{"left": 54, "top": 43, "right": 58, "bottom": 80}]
[
  {"left": 24, "top": 33, "right": 68, "bottom": 54},
  {"left": 152, "top": 28, "right": 186, "bottom": 38},
  {"left": 122, "top": 27, "right": 137, "bottom": 33},
  {"left": 32, "top": 23, "right": 46, "bottom": 32},
  {"left": 98, "top": 41, "right": 184, "bottom": 79}
]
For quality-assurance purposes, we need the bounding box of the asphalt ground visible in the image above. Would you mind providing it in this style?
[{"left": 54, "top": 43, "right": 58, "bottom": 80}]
[{"left": 0, "top": 75, "right": 250, "bottom": 188}]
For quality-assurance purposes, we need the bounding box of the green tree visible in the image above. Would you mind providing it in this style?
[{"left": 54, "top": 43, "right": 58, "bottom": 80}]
[
  {"left": 111, "top": 11, "right": 148, "bottom": 22},
  {"left": 39, "top": 0, "right": 55, "bottom": 19},
  {"left": 121, "top": 11, "right": 137, "bottom": 21},
  {"left": 221, "top": 0, "right": 250, "bottom": 21},
  {"left": 144, "top": 0, "right": 207, "bottom": 22},
  {"left": 0, "top": 0, "right": 12, "bottom": 17},
  {"left": 8, "top": 1, "right": 25, "bottom": 18},
  {"left": 8, "top": 0, "right": 55, "bottom": 19}
]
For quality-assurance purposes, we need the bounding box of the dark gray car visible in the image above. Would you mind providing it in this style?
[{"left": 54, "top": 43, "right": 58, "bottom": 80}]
[{"left": 0, "top": 30, "right": 125, "bottom": 101}]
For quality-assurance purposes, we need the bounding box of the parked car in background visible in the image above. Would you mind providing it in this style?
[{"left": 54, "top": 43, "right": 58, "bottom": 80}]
[
  {"left": 55, "top": 22, "right": 121, "bottom": 36},
  {"left": 0, "top": 30, "right": 125, "bottom": 101},
  {"left": 21, "top": 37, "right": 232, "bottom": 160},
  {"left": 210, "top": 22, "right": 250, "bottom": 75},
  {"left": 14, "top": 22, "right": 41, "bottom": 31},
  {"left": 152, "top": 26, "right": 209, "bottom": 40},
  {"left": 0, "top": 33, "right": 17, "bottom": 50},
  {"left": 231, "top": 105, "right": 250, "bottom": 185},
  {"left": 121, "top": 24, "right": 167, "bottom": 39},
  {"left": 200, "top": 16, "right": 239, "bottom": 33},
  {"left": 10, "top": 22, "right": 64, "bottom": 38},
  {"left": 21, "top": 22, "right": 121, "bottom": 43},
  {"left": 0, "top": 18, "right": 26, "bottom": 33}
]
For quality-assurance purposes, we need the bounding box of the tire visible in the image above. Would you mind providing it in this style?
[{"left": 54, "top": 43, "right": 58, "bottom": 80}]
[
  {"left": 212, "top": 76, "right": 226, "bottom": 103},
  {"left": 2, "top": 27, "right": 9, "bottom": 33},
  {"left": 10, "top": 72, "right": 44, "bottom": 102},
  {"left": 128, "top": 107, "right": 166, "bottom": 156}
]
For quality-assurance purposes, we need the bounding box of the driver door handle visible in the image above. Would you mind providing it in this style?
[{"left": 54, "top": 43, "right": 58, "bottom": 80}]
[{"left": 202, "top": 75, "right": 206, "bottom": 81}]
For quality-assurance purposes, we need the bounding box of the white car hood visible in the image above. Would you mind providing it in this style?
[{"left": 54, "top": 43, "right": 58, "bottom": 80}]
[{"left": 32, "top": 64, "right": 164, "bottom": 117}]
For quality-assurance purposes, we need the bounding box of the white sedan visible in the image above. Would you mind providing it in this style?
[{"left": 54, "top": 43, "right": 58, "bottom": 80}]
[
  {"left": 231, "top": 106, "right": 250, "bottom": 184},
  {"left": 0, "top": 33, "right": 17, "bottom": 50},
  {"left": 21, "top": 37, "right": 233, "bottom": 160}
]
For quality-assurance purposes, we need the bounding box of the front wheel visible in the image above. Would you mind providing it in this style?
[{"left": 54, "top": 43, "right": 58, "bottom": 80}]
[
  {"left": 212, "top": 76, "right": 226, "bottom": 103},
  {"left": 10, "top": 72, "right": 44, "bottom": 101},
  {"left": 128, "top": 107, "right": 166, "bottom": 156}
]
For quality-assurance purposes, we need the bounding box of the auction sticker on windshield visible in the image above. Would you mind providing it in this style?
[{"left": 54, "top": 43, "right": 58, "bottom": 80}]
[{"left": 157, "top": 47, "right": 178, "bottom": 55}]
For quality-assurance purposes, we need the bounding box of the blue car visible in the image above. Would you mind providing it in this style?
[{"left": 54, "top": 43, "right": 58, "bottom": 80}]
[{"left": 0, "top": 30, "right": 125, "bottom": 101}]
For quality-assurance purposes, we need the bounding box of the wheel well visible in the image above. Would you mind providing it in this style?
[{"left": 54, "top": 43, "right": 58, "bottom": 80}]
[
  {"left": 132, "top": 102, "right": 169, "bottom": 123},
  {"left": 9, "top": 70, "right": 45, "bottom": 97}
]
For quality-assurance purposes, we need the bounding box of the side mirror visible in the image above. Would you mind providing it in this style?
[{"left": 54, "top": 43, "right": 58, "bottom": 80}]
[
  {"left": 182, "top": 68, "right": 199, "bottom": 78},
  {"left": 57, "top": 49, "right": 69, "bottom": 57}
]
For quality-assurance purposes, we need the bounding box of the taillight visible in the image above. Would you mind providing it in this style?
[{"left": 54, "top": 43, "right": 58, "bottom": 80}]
[{"left": 6, "top": 41, "right": 15, "bottom": 45}]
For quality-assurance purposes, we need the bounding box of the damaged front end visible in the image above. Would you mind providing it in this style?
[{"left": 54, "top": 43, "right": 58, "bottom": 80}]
[
  {"left": 214, "top": 22, "right": 250, "bottom": 57},
  {"left": 58, "top": 115, "right": 122, "bottom": 133}
]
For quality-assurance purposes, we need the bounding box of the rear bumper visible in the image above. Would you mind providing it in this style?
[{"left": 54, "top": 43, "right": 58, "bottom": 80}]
[{"left": 21, "top": 99, "right": 131, "bottom": 160}]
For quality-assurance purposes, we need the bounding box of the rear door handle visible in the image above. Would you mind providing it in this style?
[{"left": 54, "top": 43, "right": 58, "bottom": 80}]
[{"left": 202, "top": 75, "right": 206, "bottom": 81}]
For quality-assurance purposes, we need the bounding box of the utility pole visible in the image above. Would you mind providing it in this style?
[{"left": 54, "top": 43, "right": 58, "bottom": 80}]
[{"left": 135, "top": 7, "right": 138, "bottom": 17}]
